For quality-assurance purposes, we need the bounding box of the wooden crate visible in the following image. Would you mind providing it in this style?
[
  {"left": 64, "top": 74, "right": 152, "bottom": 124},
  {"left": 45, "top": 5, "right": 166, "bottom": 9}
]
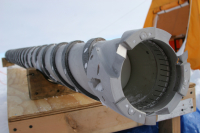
[{"left": 6, "top": 66, "right": 196, "bottom": 133}]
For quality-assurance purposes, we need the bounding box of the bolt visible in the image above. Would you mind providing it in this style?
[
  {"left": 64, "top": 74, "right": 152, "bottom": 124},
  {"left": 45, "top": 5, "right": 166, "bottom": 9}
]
[
  {"left": 140, "top": 32, "right": 148, "bottom": 40},
  {"left": 128, "top": 108, "right": 135, "bottom": 115}
]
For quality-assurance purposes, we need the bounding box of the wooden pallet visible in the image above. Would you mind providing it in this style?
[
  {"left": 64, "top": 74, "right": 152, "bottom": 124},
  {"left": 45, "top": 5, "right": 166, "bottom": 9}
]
[{"left": 4, "top": 59, "right": 196, "bottom": 133}]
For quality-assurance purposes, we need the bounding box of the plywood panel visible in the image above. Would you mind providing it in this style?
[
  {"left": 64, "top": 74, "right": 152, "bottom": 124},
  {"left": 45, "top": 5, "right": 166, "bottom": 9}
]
[
  {"left": 27, "top": 68, "right": 75, "bottom": 100},
  {"left": 8, "top": 106, "right": 141, "bottom": 133},
  {"left": 183, "top": 86, "right": 196, "bottom": 112},
  {"left": 7, "top": 67, "right": 100, "bottom": 120}
]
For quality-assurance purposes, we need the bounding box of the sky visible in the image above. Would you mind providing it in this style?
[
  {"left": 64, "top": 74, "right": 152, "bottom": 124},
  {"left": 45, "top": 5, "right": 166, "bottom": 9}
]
[{"left": 0, "top": 0, "right": 151, "bottom": 53}]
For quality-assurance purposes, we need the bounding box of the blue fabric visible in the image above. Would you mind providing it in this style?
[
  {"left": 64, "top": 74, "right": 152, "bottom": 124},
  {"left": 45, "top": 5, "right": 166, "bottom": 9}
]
[{"left": 181, "top": 108, "right": 200, "bottom": 133}]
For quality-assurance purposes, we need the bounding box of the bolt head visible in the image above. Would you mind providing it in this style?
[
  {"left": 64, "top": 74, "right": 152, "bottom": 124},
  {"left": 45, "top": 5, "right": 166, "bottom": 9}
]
[
  {"left": 128, "top": 108, "right": 135, "bottom": 115},
  {"left": 140, "top": 32, "right": 148, "bottom": 40}
]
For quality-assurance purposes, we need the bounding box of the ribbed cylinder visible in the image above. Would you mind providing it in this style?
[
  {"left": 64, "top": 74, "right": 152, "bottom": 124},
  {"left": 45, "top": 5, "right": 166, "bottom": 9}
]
[{"left": 5, "top": 40, "right": 105, "bottom": 101}]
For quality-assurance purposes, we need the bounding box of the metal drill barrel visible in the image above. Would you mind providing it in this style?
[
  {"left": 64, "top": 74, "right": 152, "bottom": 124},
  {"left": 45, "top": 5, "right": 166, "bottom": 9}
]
[{"left": 5, "top": 27, "right": 190, "bottom": 125}]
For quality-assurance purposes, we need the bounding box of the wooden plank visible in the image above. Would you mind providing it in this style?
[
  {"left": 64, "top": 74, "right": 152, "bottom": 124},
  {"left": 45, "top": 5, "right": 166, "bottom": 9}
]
[
  {"left": 189, "top": 82, "right": 196, "bottom": 88},
  {"left": 172, "top": 117, "right": 181, "bottom": 133},
  {"left": 182, "top": 87, "right": 196, "bottom": 112},
  {"left": 159, "top": 116, "right": 180, "bottom": 133},
  {"left": 27, "top": 68, "right": 75, "bottom": 100},
  {"left": 2, "top": 58, "right": 14, "bottom": 67},
  {"left": 8, "top": 106, "right": 141, "bottom": 133},
  {"left": 7, "top": 67, "right": 100, "bottom": 120}
]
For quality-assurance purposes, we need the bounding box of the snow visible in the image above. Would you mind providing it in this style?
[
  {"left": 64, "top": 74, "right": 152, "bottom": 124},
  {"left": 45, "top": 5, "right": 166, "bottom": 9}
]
[{"left": 0, "top": 53, "right": 9, "bottom": 133}]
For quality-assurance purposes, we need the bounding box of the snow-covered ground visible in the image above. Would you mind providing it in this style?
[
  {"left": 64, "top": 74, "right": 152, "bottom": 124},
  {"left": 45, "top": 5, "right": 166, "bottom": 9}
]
[{"left": 0, "top": 53, "right": 9, "bottom": 133}]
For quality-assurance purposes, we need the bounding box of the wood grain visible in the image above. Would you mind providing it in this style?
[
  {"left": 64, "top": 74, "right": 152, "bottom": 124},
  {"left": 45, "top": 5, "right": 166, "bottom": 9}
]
[
  {"left": 182, "top": 86, "right": 196, "bottom": 112},
  {"left": 159, "top": 116, "right": 180, "bottom": 133},
  {"left": 27, "top": 68, "right": 75, "bottom": 100},
  {"left": 2, "top": 58, "right": 14, "bottom": 67},
  {"left": 8, "top": 106, "right": 141, "bottom": 133},
  {"left": 7, "top": 67, "right": 100, "bottom": 120}
]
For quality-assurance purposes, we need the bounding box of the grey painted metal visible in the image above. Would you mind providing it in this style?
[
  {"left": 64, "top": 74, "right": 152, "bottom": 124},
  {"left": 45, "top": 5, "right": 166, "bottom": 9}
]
[
  {"left": 82, "top": 38, "right": 105, "bottom": 73},
  {"left": 45, "top": 44, "right": 61, "bottom": 83},
  {"left": 69, "top": 42, "right": 95, "bottom": 95},
  {"left": 27, "top": 47, "right": 36, "bottom": 68},
  {"left": 157, "top": 98, "right": 193, "bottom": 122},
  {"left": 55, "top": 43, "right": 75, "bottom": 89},
  {"left": 5, "top": 27, "right": 190, "bottom": 125}
]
